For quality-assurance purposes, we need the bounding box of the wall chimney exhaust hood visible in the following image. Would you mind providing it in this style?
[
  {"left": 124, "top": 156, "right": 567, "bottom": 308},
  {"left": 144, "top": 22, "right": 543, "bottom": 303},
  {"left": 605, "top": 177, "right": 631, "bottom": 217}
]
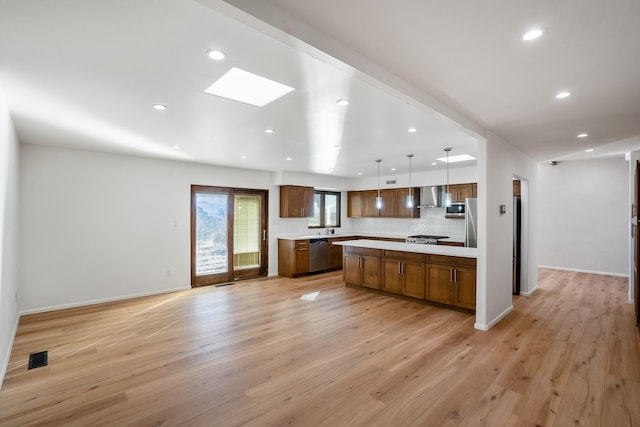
[{"left": 418, "top": 185, "right": 445, "bottom": 208}]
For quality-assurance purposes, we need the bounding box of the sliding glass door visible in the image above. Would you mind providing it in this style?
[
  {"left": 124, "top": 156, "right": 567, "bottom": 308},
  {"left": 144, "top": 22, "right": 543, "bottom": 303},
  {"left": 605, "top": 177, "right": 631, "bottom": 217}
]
[{"left": 191, "top": 186, "right": 268, "bottom": 287}]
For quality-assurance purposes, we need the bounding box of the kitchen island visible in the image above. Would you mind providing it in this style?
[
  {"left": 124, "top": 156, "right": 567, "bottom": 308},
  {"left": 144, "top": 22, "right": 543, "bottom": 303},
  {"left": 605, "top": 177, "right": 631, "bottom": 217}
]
[{"left": 334, "top": 239, "right": 478, "bottom": 312}]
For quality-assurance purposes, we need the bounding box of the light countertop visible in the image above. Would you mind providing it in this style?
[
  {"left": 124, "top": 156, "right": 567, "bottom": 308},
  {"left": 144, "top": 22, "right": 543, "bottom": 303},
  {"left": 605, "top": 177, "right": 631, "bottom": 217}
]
[
  {"left": 277, "top": 232, "right": 465, "bottom": 243},
  {"left": 334, "top": 239, "right": 478, "bottom": 258}
]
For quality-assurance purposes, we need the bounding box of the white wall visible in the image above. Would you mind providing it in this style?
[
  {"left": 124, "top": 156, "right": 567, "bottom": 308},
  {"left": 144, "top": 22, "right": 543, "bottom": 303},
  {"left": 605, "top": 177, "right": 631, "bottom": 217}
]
[
  {"left": 476, "top": 132, "right": 538, "bottom": 330},
  {"left": 0, "top": 90, "right": 20, "bottom": 388},
  {"left": 19, "top": 144, "right": 276, "bottom": 313},
  {"left": 537, "top": 157, "right": 628, "bottom": 276}
]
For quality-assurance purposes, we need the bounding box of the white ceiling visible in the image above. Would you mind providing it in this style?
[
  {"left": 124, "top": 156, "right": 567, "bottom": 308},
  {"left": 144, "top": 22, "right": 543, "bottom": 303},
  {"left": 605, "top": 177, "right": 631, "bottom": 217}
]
[{"left": 1, "top": 0, "right": 639, "bottom": 179}]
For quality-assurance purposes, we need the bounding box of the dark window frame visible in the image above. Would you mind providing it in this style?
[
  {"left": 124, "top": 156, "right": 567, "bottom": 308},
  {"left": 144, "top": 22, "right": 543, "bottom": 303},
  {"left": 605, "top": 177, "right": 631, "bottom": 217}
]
[{"left": 308, "top": 190, "right": 341, "bottom": 229}]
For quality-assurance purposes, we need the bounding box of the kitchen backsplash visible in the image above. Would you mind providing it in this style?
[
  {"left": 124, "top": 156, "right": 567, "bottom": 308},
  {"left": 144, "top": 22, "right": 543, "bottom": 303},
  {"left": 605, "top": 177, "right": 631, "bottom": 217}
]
[
  {"left": 272, "top": 205, "right": 466, "bottom": 239},
  {"left": 343, "top": 207, "right": 465, "bottom": 239}
]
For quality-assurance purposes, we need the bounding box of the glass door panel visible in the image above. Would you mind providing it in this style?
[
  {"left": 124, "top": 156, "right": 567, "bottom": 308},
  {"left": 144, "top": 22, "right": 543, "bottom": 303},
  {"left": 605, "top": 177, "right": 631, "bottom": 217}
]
[
  {"left": 233, "top": 194, "right": 261, "bottom": 271},
  {"left": 232, "top": 190, "right": 267, "bottom": 279},
  {"left": 192, "top": 186, "right": 268, "bottom": 287},
  {"left": 195, "top": 192, "right": 228, "bottom": 276},
  {"left": 192, "top": 187, "right": 232, "bottom": 286}
]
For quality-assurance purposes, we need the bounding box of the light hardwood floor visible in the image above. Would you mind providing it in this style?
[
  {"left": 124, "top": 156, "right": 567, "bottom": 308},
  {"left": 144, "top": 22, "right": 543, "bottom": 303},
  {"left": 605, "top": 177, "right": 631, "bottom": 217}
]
[{"left": 0, "top": 269, "right": 638, "bottom": 426}]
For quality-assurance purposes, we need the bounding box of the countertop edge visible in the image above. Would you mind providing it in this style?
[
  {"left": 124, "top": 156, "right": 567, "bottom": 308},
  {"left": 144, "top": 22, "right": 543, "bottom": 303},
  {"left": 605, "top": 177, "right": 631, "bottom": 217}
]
[{"left": 334, "top": 239, "right": 478, "bottom": 258}]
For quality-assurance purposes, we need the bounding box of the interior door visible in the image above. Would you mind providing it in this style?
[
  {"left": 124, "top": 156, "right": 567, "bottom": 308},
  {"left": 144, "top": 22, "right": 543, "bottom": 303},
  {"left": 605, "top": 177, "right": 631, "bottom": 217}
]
[{"left": 191, "top": 186, "right": 268, "bottom": 287}]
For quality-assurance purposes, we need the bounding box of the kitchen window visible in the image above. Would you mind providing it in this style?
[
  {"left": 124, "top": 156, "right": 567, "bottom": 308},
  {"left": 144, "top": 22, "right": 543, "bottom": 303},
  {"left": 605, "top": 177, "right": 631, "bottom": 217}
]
[{"left": 308, "top": 191, "right": 341, "bottom": 228}]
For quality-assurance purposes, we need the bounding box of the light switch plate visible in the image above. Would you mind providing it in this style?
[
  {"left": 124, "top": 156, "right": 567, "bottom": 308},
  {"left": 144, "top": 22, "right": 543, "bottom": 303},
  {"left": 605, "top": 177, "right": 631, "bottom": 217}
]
[{"left": 499, "top": 204, "right": 506, "bottom": 215}]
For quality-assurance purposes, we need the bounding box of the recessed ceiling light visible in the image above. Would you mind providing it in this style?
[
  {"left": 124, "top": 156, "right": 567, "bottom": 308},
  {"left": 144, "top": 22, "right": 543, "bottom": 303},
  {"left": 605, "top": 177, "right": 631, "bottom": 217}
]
[
  {"left": 334, "top": 145, "right": 343, "bottom": 149},
  {"left": 171, "top": 145, "right": 181, "bottom": 150},
  {"left": 264, "top": 128, "right": 275, "bottom": 134},
  {"left": 555, "top": 91, "right": 571, "bottom": 99},
  {"left": 357, "top": 172, "right": 363, "bottom": 176},
  {"left": 408, "top": 127, "right": 417, "bottom": 133},
  {"left": 431, "top": 162, "right": 437, "bottom": 166},
  {"left": 436, "top": 154, "right": 476, "bottom": 163},
  {"left": 152, "top": 104, "right": 167, "bottom": 111},
  {"left": 336, "top": 99, "right": 350, "bottom": 106},
  {"left": 207, "top": 49, "right": 226, "bottom": 61},
  {"left": 522, "top": 28, "right": 544, "bottom": 41},
  {"left": 585, "top": 148, "right": 595, "bottom": 152},
  {"left": 391, "top": 168, "right": 397, "bottom": 171},
  {"left": 204, "top": 67, "right": 294, "bottom": 107},
  {"left": 577, "top": 133, "right": 588, "bottom": 138},
  {"left": 285, "top": 157, "right": 292, "bottom": 161},
  {"left": 241, "top": 155, "right": 247, "bottom": 159}
]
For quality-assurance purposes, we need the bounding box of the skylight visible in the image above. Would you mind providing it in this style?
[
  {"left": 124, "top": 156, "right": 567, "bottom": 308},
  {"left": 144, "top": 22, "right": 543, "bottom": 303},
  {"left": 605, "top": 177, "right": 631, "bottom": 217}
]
[
  {"left": 204, "top": 67, "right": 295, "bottom": 107},
  {"left": 437, "top": 154, "right": 476, "bottom": 163}
]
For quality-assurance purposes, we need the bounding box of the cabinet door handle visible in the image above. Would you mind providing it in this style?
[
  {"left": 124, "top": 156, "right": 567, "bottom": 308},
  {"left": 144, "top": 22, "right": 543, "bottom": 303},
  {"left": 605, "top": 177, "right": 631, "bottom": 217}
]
[
  {"left": 450, "top": 268, "right": 453, "bottom": 283},
  {"left": 263, "top": 229, "right": 267, "bottom": 241},
  {"left": 398, "top": 261, "right": 402, "bottom": 275},
  {"left": 453, "top": 268, "right": 458, "bottom": 283}
]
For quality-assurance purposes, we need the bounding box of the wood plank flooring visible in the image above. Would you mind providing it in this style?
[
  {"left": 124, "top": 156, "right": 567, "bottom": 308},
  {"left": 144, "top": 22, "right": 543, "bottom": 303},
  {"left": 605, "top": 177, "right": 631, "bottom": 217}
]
[{"left": 0, "top": 268, "right": 638, "bottom": 426}]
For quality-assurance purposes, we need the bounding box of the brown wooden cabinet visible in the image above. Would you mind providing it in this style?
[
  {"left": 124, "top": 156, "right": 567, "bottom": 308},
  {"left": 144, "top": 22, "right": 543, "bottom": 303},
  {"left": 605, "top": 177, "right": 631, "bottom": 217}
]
[
  {"left": 343, "top": 246, "right": 381, "bottom": 289},
  {"left": 395, "top": 187, "right": 420, "bottom": 218},
  {"left": 426, "top": 255, "right": 476, "bottom": 309},
  {"left": 382, "top": 250, "right": 426, "bottom": 298},
  {"left": 447, "top": 183, "right": 475, "bottom": 202},
  {"left": 513, "top": 180, "right": 521, "bottom": 196},
  {"left": 347, "top": 187, "right": 420, "bottom": 218},
  {"left": 363, "top": 190, "right": 380, "bottom": 217},
  {"left": 328, "top": 237, "right": 351, "bottom": 270},
  {"left": 347, "top": 191, "right": 364, "bottom": 217},
  {"left": 438, "top": 241, "right": 464, "bottom": 247},
  {"left": 379, "top": 189, "right": 397, "bottom": 217},
  {"left": 278, "top": 239, "right": 310, "bottom": 277},
  {"left": 280, "top": 185, "right": 314, "bottom": 218}
]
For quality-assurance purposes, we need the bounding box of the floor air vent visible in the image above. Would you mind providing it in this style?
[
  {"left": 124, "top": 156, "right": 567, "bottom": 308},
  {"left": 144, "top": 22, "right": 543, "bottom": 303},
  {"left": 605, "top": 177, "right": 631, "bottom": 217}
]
[
  {"left": 28, "top": 351, "right": 48, "bottom": 370},
  {"left": 214, "top": 282, "right": 235, "bottom": 287}
]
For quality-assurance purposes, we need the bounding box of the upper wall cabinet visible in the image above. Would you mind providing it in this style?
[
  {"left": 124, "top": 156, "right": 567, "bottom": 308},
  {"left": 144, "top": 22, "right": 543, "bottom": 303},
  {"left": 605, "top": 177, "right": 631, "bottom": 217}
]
[
  {"left": 280, "top": 185, "right": 314, "bottom": 218},
  {"left": 347, "top": 188, "right": 420, "bottom": 218},
  {"left": 447, "top": 183, "right": 476, "bottom": 202}
]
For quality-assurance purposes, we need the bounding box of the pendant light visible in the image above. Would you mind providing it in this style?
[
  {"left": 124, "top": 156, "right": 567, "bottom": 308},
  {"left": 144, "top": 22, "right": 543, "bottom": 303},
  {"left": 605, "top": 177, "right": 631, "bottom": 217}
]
[
  {"left": 375, "top": 159, "right": 383, "bottom": 209},
  {"left": 406, "top": 154, "right": 414, "bottom": 208},
  {"left": 443, "top": 148, "right": 452, "bottom": 207}
]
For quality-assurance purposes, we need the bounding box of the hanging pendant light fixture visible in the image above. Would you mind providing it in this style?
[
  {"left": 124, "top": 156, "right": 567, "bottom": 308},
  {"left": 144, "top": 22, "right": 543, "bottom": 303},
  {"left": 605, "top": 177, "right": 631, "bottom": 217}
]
[
  {"left": 406, "top": 154, "right": 414, "bottom": 208},
  {"left": 443, "top": 148, "right": 452, "bottom": 207},
  {"left": 375, "top": 159, "right": 383, "bottom": 209}
]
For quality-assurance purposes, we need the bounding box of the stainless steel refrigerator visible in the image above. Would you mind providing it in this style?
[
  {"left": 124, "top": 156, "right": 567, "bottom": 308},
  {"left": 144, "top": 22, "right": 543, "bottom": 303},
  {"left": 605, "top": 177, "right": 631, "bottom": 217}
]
[
  {"left": 513, "top": 196, "right": 521, "bottom": 295},
  {"left": 464, "top": 198, "right": 478, "bottom": 248}
]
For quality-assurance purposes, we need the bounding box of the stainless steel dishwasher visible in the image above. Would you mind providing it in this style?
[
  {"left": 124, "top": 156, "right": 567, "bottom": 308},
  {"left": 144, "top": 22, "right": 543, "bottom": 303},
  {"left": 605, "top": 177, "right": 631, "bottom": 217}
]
[{"left": 308, "top": 238, "right": 329, "bottom": 272}]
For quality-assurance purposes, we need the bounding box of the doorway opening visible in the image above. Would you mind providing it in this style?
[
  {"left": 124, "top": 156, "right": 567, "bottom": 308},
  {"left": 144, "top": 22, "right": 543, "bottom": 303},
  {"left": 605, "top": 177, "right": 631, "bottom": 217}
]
[
  {"left": 512, "top": 176, "right": 529, "bottom": 296},
  {"left": 190, "top": 185, "right": 268, "bottom": 287}
]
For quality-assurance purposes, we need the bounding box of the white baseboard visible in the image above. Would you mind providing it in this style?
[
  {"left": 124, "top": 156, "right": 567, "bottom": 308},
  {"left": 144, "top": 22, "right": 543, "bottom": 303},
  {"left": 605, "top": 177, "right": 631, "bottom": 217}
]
[
  {"left": 475, "top": 305, "right": 514, "bottom": 331},
  {"left": 538, "top": 265, "right": 628, "bottom": 278},
  {"left": 0, "top": 313, "right": 20, "bottom": 391},
  {"left": 19, "top": 286, "right": 188, "bottom": 316},
  {"left": 520, "top": 285, "right": 538, "bottom": 296}
]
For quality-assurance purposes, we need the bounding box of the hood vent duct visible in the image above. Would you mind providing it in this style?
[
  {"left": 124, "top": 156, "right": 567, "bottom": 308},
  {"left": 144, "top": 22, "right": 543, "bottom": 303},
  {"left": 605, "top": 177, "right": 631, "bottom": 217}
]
[{"left": 417, "top": 185, "right": 445, "bottom": 208}]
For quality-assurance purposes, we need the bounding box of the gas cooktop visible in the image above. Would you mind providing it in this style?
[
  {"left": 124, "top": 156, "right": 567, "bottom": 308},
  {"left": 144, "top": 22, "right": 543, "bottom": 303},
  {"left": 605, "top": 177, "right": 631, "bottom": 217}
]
[{"left": 407, "top": 235, "right": 449, "bottom": 239}]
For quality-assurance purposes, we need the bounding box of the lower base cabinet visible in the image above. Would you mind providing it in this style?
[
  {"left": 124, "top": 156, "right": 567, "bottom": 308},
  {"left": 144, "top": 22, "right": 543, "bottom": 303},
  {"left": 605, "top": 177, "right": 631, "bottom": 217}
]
[
  {"left": 343, "top": 247, "right": 381, "bottom": 289},
  {"left": 382, "top": 251, "right": 426, "bottom": 299},
  {"left": 426, "top": 255, "right": 476, "bottom": 310},
  {"left": 344, "top": 248, "right": 476, "bottom": 311},
  {"left": 278, "top": 239, "right": 309, "bottom": 277}
]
